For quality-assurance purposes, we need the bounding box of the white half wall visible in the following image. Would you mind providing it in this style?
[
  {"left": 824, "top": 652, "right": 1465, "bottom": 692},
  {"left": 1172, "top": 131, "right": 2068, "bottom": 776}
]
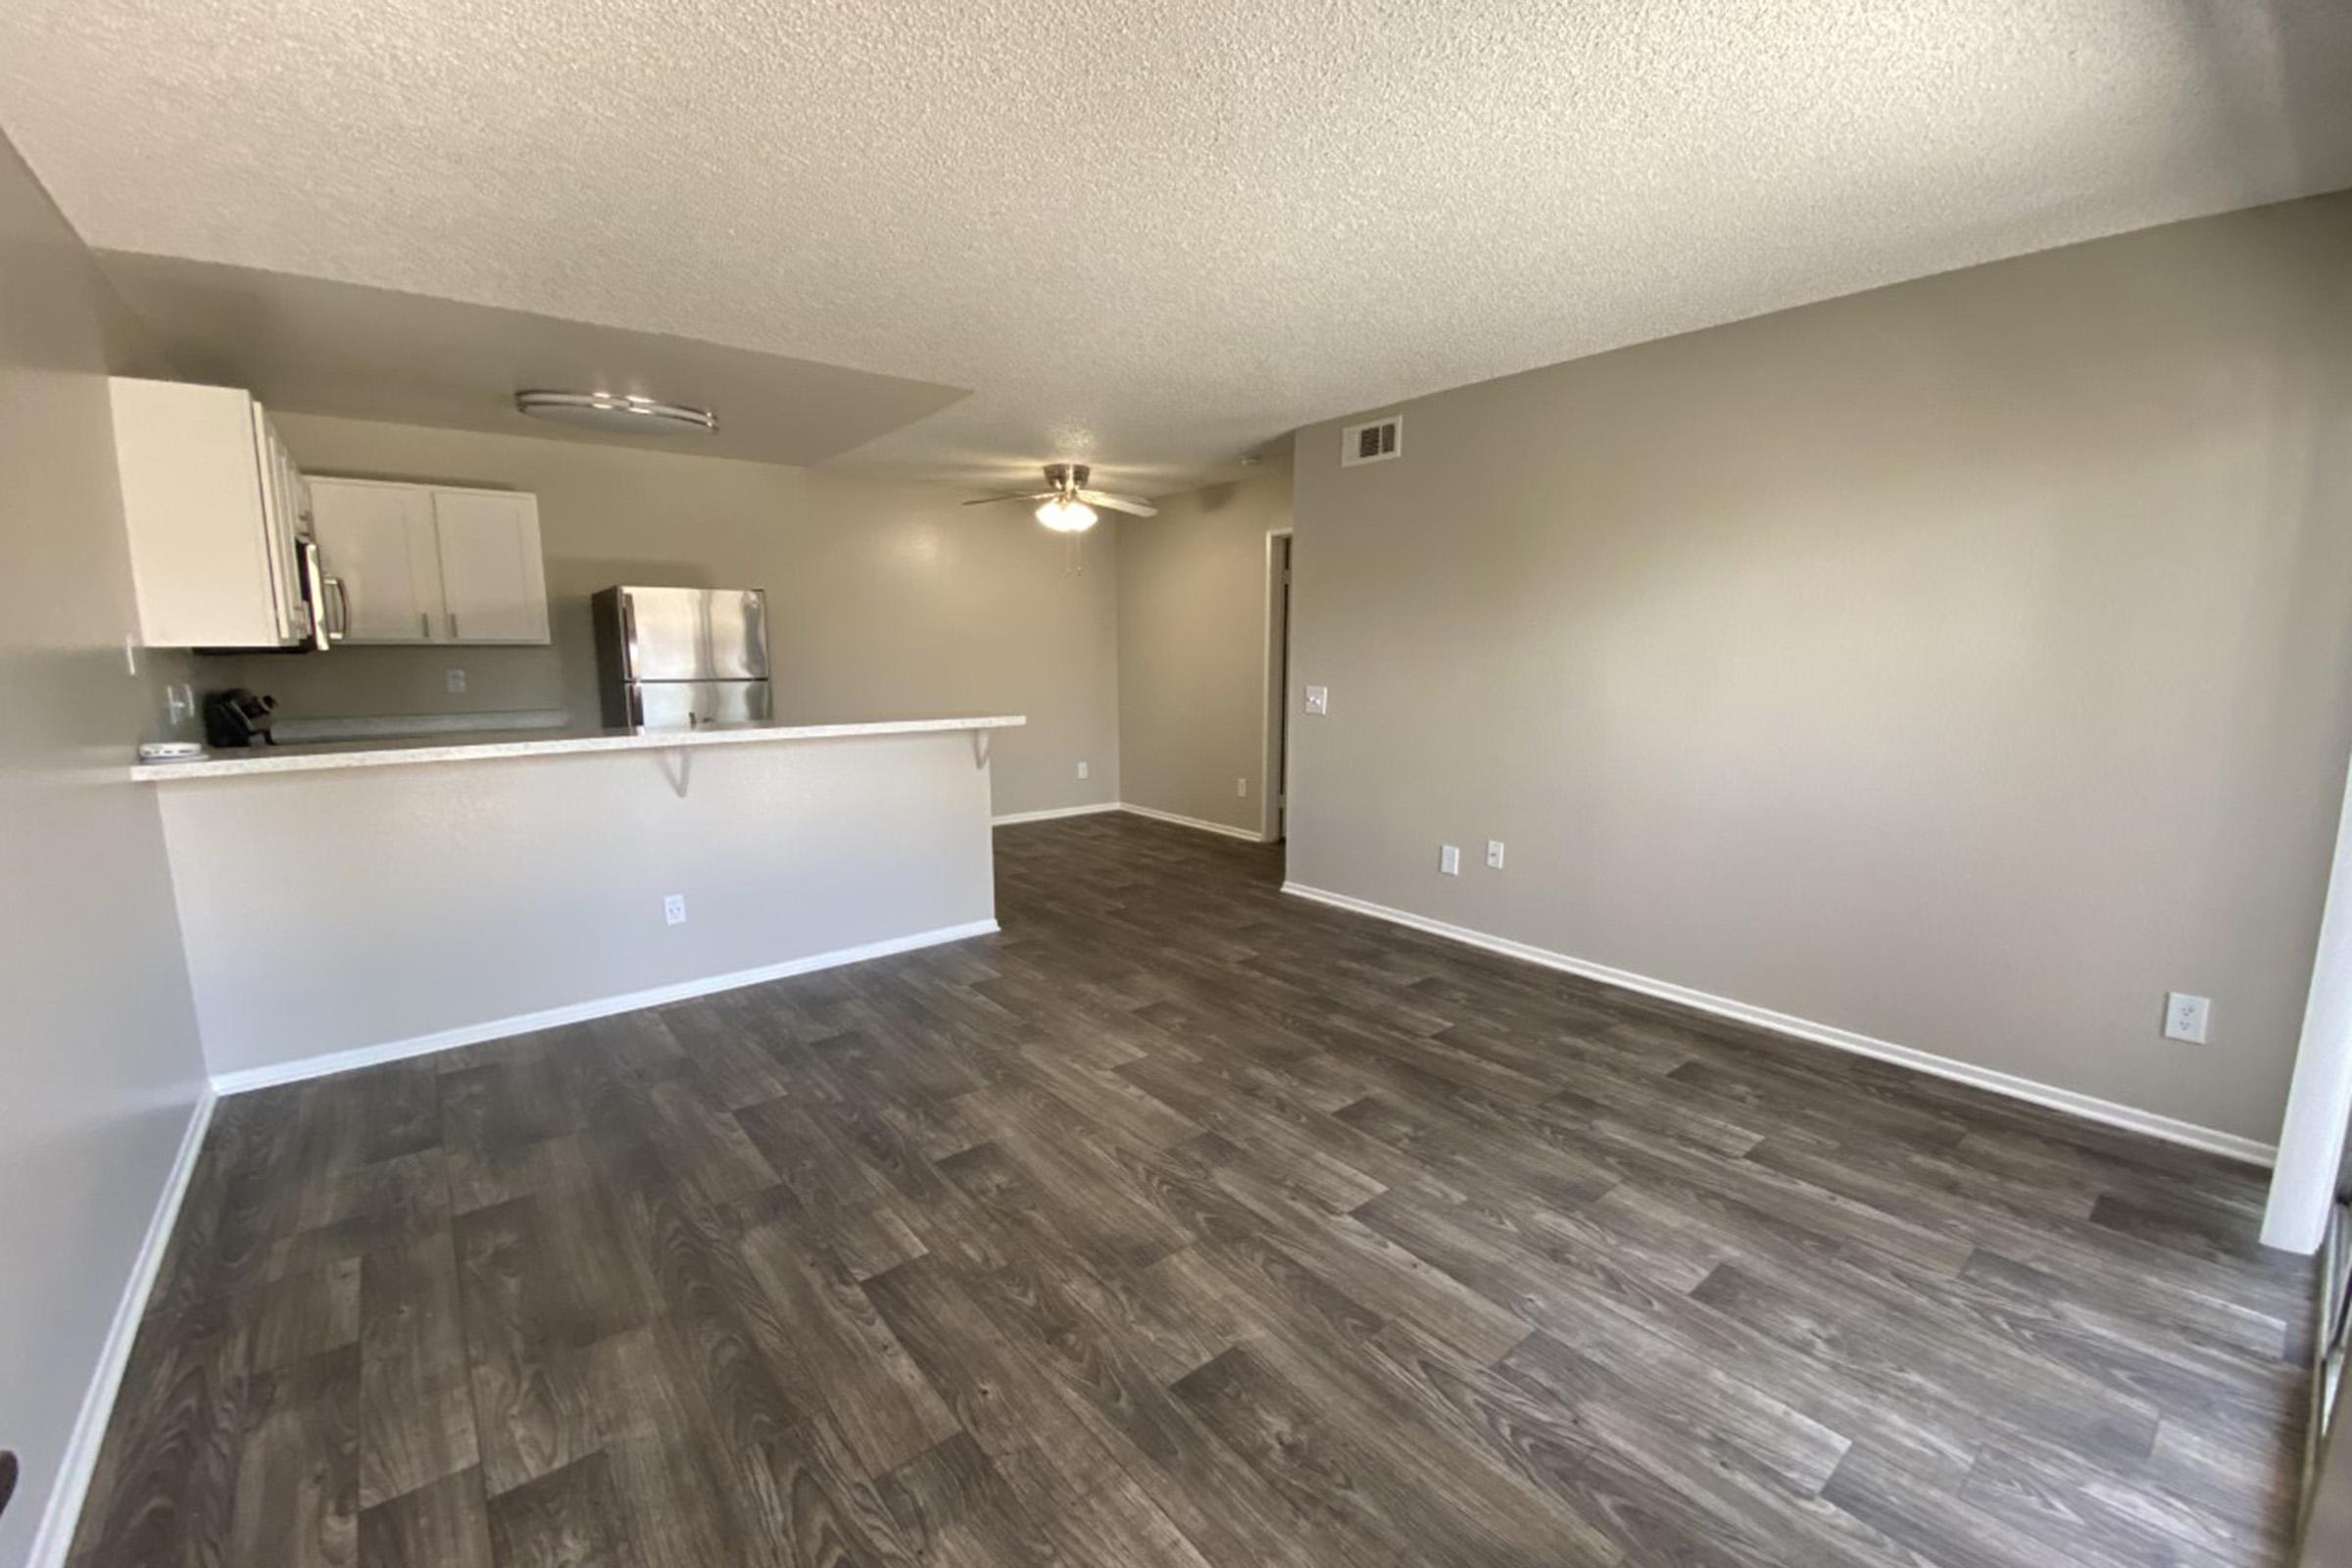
[{"left": 155, "top": 730, "right": 1000, "bottom": 1082}]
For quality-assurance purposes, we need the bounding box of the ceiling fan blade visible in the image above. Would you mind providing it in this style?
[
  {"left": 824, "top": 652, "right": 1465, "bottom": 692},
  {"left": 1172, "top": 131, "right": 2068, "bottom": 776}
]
[
  {"left": 1076, "top": 489, "right": 1157, "bottom": 517},
  {"left": 961, "top": 491, "right": 1055, "bottom": 507}
]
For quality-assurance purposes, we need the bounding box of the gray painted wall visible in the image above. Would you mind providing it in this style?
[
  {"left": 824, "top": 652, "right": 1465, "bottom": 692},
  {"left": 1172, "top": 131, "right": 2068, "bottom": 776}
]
[
  {"left": 0, "top": 135, "right": 207, "bottom": 1565},
  {"left": 1288, "top": 193, "right": 2352, "bottom": 1147},
  {"left": 1116, "top": 449, "right": 1293, "bottom": 834},
  {"left": 197, "top": 416, "right": 1122, "bottom": 817}
]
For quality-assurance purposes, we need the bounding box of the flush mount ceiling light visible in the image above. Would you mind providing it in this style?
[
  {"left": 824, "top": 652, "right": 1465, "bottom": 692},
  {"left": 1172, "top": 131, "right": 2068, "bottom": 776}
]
[
  {"left": 962, "top": 463, "right": 1155, "bottom": 533},
  {"left": 514, "top": 390, "right": 717, "bottom": 434}
]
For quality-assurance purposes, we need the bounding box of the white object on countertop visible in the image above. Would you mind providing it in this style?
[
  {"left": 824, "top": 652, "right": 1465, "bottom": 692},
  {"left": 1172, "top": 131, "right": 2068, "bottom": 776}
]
[{"left": 136, "top": 742, "right": 208, "bottom": 763}]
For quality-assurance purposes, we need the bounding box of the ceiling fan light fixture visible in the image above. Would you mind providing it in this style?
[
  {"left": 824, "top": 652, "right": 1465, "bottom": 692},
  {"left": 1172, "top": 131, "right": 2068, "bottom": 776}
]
[
  {"left": 514, "top": 389, "right": 716, "bottom": 434},
  {"left": 966, "top": 465, "right": 1149, "bottom": 528},
  {"left": 1036, "top": 498, "right": 1099, "bottom": 533}
]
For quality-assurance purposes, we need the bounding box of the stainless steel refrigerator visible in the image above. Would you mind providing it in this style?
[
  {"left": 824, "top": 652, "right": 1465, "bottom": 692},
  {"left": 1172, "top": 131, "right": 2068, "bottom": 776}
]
[{"left": 591, "top": 585, "right": 772, "bottom": 728}]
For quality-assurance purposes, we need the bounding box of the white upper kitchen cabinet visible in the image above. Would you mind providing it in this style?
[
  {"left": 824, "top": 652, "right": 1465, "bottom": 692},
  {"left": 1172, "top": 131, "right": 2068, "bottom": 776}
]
[
  {"left": 109, "top": 378, "right": 318, "bottom": 649},
  {"left": 307, "top": 477, "right": 549, "bottom": 646},
  {"left": 308, "top": 478, "right": 442, "bottom": 643},
  {"left": 432, "top": 489, "right": 548, "bottom": 643}
]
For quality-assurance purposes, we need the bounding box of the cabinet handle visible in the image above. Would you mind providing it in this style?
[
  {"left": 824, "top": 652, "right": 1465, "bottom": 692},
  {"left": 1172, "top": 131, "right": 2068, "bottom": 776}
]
[
  {"left": 448, "top": 612, "right": 459, "bottom": 640},
  {"left": 420, "top": 611, "right": 430, "bottom": 640},
  {"left": 298, "top": 537, "right": 331, "bottom": 652}
]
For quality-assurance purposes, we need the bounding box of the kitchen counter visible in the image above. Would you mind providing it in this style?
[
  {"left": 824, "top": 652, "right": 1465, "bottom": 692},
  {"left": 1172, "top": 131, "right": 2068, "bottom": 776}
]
[
  {"left": 155, "top": 712, "right": 1017, "bottom": 1088},
  {"left": 132, "top": 713, "right": 1026, "bottom": 780}
]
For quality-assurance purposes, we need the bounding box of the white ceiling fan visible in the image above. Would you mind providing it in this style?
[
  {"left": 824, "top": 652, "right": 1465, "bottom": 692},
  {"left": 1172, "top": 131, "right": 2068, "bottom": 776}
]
[{"left": 963, "top": 463, "right": 1157, "bottom": 532}]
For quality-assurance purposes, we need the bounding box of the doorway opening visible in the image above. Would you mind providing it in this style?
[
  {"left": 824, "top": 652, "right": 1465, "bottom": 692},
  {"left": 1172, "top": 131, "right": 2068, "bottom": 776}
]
[{"left": 1262, "top": 529, "right": 1294, "bottom": 846}]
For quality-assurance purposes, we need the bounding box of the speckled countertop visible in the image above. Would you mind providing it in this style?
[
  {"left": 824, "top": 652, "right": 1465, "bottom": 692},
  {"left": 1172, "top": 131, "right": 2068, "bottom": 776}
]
[{"left": 131, "top": 714, "right": 1026, "bottom": 781}]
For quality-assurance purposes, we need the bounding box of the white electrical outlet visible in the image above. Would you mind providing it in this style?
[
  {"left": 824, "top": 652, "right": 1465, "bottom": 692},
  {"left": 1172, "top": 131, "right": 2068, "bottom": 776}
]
[
  {"left": 1237, "top": 777, "right": 1249, "bottom": 798},
  {"left": 2163, "top": 992, "right": 2211, "bottom": 1044},
  {"left": 1076, "top": 760, "right": 1090, "bottom": 780},
  {"left": 663, "top": 894, "right": 687, "bottom": 926},
  {"left": 1487, "top": 840, "right": 1505, "bottom": 870},
  {"left": 1440, "top": 845, "right": 1461, "bottom": 875},
  {"left": 1304, "top": 685, "right": 1329, "bottom": 715},
  {"left": 446, "top": 667, "right": 467, "bottom": 694}
]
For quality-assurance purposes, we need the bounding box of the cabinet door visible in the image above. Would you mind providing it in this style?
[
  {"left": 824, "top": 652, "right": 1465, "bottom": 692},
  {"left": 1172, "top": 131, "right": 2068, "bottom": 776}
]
[
  {"left": 250, "top": 408, "right": 309, "bottom": 643},
  {"left": 433, "top": 490, "right": 549, "bottom": 644},
  {"left": 310, "top": 479, "right": 444, "bottom": 643},
  {"left": 108, "top": 377, "right": 289, "bottom": 648}
]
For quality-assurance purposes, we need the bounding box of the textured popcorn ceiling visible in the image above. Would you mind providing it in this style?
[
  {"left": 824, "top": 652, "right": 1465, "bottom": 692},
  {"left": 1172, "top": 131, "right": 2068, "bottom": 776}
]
[{"left": 5, "top": 0, "right": 2350, "bottom": 493}]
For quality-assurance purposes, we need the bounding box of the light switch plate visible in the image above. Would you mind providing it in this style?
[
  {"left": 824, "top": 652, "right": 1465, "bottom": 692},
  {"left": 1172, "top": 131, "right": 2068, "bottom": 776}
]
[
  {"left": 1305, "top": 685, "right": 1329, "bottom": 715},
  {"left": 1440, "top": 845, "right": 1461, "bottom": 875},
  {"left": 1487, "top": 840, "right": 1505, "bottom": 869}
]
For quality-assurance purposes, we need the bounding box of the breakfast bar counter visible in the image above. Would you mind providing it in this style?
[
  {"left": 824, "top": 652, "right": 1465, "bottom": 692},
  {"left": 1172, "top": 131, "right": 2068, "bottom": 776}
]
[
  {"left": 131, "top": 713, "right": 1026, "bottom": 780},
  {"left": 146, "top": 714, "right": 1023, "bottom": 1089}
]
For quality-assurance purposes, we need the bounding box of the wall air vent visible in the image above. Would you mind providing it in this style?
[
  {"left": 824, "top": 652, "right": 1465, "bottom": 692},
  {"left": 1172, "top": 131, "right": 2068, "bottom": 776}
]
[{"left": 1340, "top": 416, "right": 1402, "bottom": 467}]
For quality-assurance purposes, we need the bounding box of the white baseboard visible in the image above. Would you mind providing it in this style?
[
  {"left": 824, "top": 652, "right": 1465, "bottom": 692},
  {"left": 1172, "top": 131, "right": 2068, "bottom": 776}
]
[
  {"left": 209, "top": 919, "right": 1001, "bottom": 1097},
  {"left": 993, "top": 800, "right": 1269, "bottom": 843},
  {"left": 992, "top": 802, "right": 1122, "bottom": 826},
  {"left": 1118, "top": 802, "right": 1267, "bottom": 843},
  {"left": 1282, "top": 881, "right": 2276, "bottom": 1167},
  {"left": 28, "top": 1083, "right": 218, "bottom": 1568}
]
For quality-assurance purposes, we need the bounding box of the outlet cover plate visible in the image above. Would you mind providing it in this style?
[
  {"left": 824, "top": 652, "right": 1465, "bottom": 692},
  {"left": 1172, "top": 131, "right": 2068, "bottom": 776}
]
[{"left": 2164, "top": 992, "right": 2210, "bottom": 1044}]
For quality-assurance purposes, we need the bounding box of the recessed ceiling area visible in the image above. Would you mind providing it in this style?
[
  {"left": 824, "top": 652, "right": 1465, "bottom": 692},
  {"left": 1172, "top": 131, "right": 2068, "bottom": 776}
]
[
  {"left": 6, "top": 0, "right": 2352, "bottom": 494},
  {"left": 92, "top": 253, "right": 968, "bottom": 468}
]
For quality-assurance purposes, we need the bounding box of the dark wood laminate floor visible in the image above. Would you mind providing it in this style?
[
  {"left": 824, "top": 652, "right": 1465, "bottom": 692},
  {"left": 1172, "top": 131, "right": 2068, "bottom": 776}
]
[{"left": 72, "top": 812, "right": 2314, "bottom": 1568}]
